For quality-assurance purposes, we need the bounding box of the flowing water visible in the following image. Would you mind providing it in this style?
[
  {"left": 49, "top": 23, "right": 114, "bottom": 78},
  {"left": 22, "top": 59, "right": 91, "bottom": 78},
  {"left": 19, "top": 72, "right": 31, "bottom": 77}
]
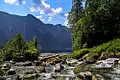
[{"left": 2, "top": 57, "right": 120, "bottom": 80}]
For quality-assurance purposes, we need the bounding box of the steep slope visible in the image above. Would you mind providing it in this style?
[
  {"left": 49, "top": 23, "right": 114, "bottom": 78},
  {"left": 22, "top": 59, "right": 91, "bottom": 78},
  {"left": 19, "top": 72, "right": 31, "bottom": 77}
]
[{"left": 0, "top": 11, "right": 72, "bottom": 52}]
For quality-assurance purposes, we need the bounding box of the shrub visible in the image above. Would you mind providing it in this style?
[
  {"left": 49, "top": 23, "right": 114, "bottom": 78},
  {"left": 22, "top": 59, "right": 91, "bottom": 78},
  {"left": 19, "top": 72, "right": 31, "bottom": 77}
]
[
  {"left": 71, "top": 49, "right": 90, "bottom": 59},
  {"left": 24, "top": 49, "right": 39, "bottom": 61}
]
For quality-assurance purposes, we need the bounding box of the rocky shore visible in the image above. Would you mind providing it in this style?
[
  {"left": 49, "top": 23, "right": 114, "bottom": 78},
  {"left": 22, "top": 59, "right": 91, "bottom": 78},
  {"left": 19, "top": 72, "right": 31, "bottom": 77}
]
[{"left": 1, "top": 53, "right": 120, "bottom": 80}]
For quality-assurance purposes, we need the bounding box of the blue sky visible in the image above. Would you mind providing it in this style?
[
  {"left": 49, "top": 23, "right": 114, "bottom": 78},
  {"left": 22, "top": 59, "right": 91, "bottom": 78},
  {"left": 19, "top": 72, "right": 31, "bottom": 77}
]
[{"left": 0, "top": 0, "right": 72, "bottom": 26}]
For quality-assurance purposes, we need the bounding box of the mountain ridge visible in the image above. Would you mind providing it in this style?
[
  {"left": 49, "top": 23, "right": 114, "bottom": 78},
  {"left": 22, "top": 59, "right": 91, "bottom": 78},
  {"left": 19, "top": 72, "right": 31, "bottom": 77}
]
[{"left": 0, "top": 11, "right": 72, "bottom": 52}]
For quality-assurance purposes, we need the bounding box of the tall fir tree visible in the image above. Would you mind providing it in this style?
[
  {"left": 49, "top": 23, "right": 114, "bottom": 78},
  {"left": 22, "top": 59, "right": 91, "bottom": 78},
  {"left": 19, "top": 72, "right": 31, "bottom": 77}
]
[
  {"left": 68, "top": 0, "right": 83, "bottom": 50},
  {"left": 68, "top": 0, "right": 83, "bottom": 30}
]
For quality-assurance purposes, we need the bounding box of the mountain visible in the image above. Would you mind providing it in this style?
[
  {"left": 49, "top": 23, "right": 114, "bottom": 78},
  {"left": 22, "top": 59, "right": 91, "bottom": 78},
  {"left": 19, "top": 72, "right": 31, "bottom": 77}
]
[{"left": 0, "top": 11, "right": 72, "bottom": 52}]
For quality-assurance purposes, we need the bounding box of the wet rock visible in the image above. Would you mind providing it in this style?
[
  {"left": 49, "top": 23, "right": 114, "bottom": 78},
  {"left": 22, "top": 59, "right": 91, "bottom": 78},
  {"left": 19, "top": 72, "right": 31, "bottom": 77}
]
[
  {"left": 118, "top": 60, "right": 120, "bottom": 64},
  {"left": 23, "top": 74, "right": 38, "bottom": 79},
  {"left": 39, "top": 66, "right": 46, "bottom": 73},
  {"left": 14, "top": 62, "right": 25, "bottom": 66},
  {"left": 95, "top": 74, "right": 104, "bottom": 80},
  {"left": 7, "top": 69, "right": 16, "bottom": 75},
  {"left": 66, "top": 59, "right": 78, "bottom": 67},
  {"left": 105, "top": 58, "right": 119, "bottom": 64},
  {"left": 55, "top": 63, "right": 64, "bottom": 72},
  {"left": 9, "top": 60, "right": 15, "bottom": 64},
  {"left": 0, "top": 76, "right": 5, "bottom": 80},
  {"left": 100, "top": 52, "right": 114, "bottom": 59},
  {"left": 94, "top": 63, "right": 113, "bottom": 68},
  {"left": 85, "top": 57, "right": 97, "bottom": 64},
  {"left": 1, "top": 63, "right": 11, "bottom": 71},
  {"left": 34, "top": 61, "right": 41, "bottom": 66},
  {"left": 92, "top": 75, "right": 97, "bottom": 80},
  {"left": 61, "top": 58, "right": 67, "bottom": 64},
  {"left": 115, "top": 52, "right": 120, "bottom": 58},
  {"left": 24, "top": 61, "right": 33, "bottom": 66},
  {"left": 77, "top": 71, "right": 92, "bottom": 80},
  {"left": 24, "top": 70, "right": 34, "bottom": 74},
  {"left": 39, "top": 73, "right": 52, "bottom": 80}
]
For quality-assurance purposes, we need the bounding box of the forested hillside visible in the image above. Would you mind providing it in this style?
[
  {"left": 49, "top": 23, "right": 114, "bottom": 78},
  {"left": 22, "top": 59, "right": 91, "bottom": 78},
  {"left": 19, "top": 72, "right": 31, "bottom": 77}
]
[{"left": 68, "top": 0, "right": 120, "bottom": 59}]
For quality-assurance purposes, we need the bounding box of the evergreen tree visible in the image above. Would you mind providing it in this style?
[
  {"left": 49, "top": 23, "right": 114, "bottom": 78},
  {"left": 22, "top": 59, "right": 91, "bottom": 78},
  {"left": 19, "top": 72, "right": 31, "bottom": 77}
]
[
  {"left": 68, "top": 0, "right": 83, "bottom": 30},
  {"left": 68, "top": 0, "right": 84, "bottom": 50},
  {"left": 69, "top": 0, "right": 120, "bottom": 50}
]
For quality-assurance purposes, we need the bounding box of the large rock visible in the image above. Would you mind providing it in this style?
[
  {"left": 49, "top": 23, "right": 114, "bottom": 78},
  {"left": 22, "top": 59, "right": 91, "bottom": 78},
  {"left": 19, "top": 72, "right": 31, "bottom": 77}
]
[
  {"left": 34, "top": 61, "right": 41, "bottom": 66},
  {"left": 77, "top": 71, "right": 92, "bottom": 80},
  {"left": 55, "top": 63, "right": 64, "bottom": 72},
  {"left": 95, "top": 74, "right": 104, "bottom": 80},
  {"left": 1, "top": 63, "right": 11, "bottom": 71},
  {"left": 23, "top": 74, "right": 39, "bottom": 79},
  {"left": 66, "top": 59, "right": 78, "bottom": 67},
  {"left": 7, "top": 69, "right": 16, "bottom": 75},
  {"left": 39, "top": 66, "right": 46, "bottom": 73},
  {"left": 24, "top": 61, "right": 33, "bottom": 66},
  {"left": 115, "top": 52, "right": 120, "bottom": 58},
  {"left": 100, "top": 52, "right": 114, "bottom": 59}
]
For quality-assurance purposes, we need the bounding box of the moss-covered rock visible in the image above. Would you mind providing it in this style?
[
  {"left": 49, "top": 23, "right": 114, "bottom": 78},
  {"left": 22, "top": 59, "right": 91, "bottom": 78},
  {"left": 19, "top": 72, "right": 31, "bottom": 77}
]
[
  {"left": 71, "top": 49, "right": 90, "bottom": 59},
  {"left": 23, "top": 74, "right": 38, "bottom": 79},
  {"left": 99, "top": 52, "right": 114, "bottom": 60},
  {"left": 34, "top": 61, "right": 42, "bottom": 66},
  {"left": 85, "top": 53, "right": 100, "bottom": 64},
  {"left": 39, "top": 66, "right": 46, "bottom": 73}
]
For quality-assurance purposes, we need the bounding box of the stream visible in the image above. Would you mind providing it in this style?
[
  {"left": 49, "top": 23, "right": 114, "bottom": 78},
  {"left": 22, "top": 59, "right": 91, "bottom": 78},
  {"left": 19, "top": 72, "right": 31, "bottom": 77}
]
[{"left": 1, "top": 54, "right": 120, "bottom": 80}]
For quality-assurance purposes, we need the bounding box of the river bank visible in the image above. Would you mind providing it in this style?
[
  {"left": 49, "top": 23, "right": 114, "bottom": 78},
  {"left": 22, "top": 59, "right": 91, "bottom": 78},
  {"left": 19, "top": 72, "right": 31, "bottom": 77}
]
[{"left": 1, "top": 53, "right": 120, "bottom": 80}]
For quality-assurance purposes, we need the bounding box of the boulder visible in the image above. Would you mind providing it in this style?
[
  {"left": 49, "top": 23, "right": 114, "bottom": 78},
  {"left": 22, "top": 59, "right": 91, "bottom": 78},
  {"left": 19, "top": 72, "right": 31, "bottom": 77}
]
[
  {"left": 9, "top": 60, "right": 15, "bottom": 64},
  {"left": 23, "top": 74, "right": 39, "bottom": 79},
  {"left": 34, "top": 61, "right": 41, "bottom": 66},
  {"left": 24, "top": 70, "right": 34, "bottom": 74},
  {"left": 55, "top": 63, "right": 64, "bottom": 72},
  {"left": 95, "top": 74, "right": 104, "bottom": 80},
  {"left": 85, "top": 57, "right": 97, "bottom": 64},
  {"left": 24, "top": 61, "right": 33, "bottom": 66},
  {"left": 0, "top": 76, "right": 5, "bottom": 80},
  {"left": 7, "top": 69, "right": 16, "bottom": 75},
  {"left": 39, "top": 66, "right": 46, "bottom": 73},
  {"left": 115, "top": 52, "right": 120, "bottom": 58},
  {"left": 100, "top": 52, "right": 114, "bottom": 59},
  {"left": 77, "top": 71, "right": 92, "bottom": 80},
  {"left": 1, "top": 63, "right": 11, "bottom": 71}
]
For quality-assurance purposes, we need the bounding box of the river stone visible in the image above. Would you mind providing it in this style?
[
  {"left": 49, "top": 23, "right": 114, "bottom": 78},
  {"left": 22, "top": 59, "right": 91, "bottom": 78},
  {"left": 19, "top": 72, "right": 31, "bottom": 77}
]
[
  {"left": 23, "top": 74, "right": 38, "bottom": 79},
  {"left": 24, "top": 70, "right": 34, "bottom": 74},
  {"left": 39, "top": 66, "right": 46, "bottom": 73},
  {"left": 95, "top": 74, "right": 104, "bottom": 80},
  {"left": 55, "top": 63, "right": 64, "bottom": 72},
  {"left": 24, "top": 61, "right": 33, "bottom": 66},
  {"left": 1, "top": 63, "right": 11, "bottom": 71},
  {"left": 0, "top": 76, "right": 5, "bottom": 80},
  {"left": 34, "top": 61, "right": 41, "bottom": 66},
  {"left": 100, "top": 52, "right": 114, "bottom": 59},
  {"left": 7, "top": 69, "right": 16, "bottom": 75},
  {"left": 77, "top": 71, "right": 92, "bottom": 80},
  {"left": 115, "top": 52, "right": 120, "bottom": 58},
  {"left": 85, "top": 57, "right": 97, "bottom": 64}
]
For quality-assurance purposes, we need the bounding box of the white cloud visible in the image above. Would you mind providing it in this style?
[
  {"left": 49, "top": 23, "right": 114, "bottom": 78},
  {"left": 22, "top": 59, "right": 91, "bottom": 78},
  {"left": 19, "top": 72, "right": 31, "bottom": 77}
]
[
  {"left": 64, "top": 13, "right": 69, "bottom": 27},
  {"left": 52, "top": 7, "right": 63, "bottom": 15},
  {"left": 30, "top": 0, "right": 63, "bottom": 22},
  {"left": 36, "top": 16, "right": 45, "bottom": 22},
  {"left": 4, "top": 0, "right": 26, "bottom": 5},
  {"left": 48, "top": 17, "right": 52, "bottom": 21},
  {"left": 4, "top": 0, "right": 17, "bottom": 4}
]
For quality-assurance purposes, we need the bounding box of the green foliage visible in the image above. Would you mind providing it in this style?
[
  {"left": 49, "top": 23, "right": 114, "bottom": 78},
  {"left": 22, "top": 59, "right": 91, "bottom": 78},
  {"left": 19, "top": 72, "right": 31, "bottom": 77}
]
[
  {"left": 69, "top": 0, "right": 120, "bottom": 50},
  {"left": 71, "top": 49, "right": 89, "bottom": 59},
  {"left": 72, "top": 38, "right": 120, "bottom": 59},
  {"left": 91, "top": 38, "right": 120, "bottom": 53},
  {"left": 0, "top": 33, "right": 40, "bottom": 61}
]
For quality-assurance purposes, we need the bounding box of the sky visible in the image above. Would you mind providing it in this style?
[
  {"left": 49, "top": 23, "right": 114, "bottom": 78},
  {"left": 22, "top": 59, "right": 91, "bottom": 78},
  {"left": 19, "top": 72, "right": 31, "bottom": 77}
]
[{"left": 0, "top": 0, "right": 72, "bottom": 26}]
